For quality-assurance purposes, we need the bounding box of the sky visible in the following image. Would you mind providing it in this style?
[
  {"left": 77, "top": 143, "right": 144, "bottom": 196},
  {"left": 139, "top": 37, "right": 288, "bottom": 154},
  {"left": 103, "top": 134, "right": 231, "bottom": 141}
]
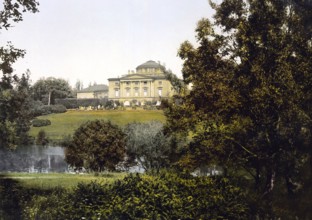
[{"left": 1, "top": 0, "right": 214, "bottom": 87}]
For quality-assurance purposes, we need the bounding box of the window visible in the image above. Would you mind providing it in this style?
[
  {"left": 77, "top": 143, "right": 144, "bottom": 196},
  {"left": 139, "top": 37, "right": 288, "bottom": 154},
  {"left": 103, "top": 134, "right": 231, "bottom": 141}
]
[
  {"left": 134, "top": 81, "right": 139, "bottom": 85},
  {"left": 158, "top": 81, "right": 162, "bottom": 85},
  {"left": 143, "top": 81, "right": 147, "bottom": 85},
  {"left": 143, "top": 88, "right": 148, "bottom": 96},
  {"left": 126, "top": 88, "right": 130, "bottom": 97},
  {"left": 115, "top": 82, "right": 119, "bottom": 86},
  {"left": 158, "top": 88, "right": 162, "bottom": 96},
  {"left": 126, "top": 82, "right": 130, "bottom": 85},
  {"left": 115, "top": 89, "right": 119, "bottom": 97},
  {"left": 134, "top": 88, "right": 139, "bottom": 97}
]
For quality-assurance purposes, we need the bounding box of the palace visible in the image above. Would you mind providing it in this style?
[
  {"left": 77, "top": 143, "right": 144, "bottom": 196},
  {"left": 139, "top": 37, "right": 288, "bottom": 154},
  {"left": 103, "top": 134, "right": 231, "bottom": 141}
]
[{"left": 108, "top": 60, "right": 175, "bottom": 105}]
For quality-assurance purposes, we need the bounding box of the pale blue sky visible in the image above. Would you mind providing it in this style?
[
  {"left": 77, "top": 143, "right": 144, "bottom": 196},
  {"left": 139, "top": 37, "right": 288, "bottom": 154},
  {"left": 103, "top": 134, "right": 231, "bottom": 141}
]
[{"left": 1, "top": 0, "right": 214, "bottom": 87}]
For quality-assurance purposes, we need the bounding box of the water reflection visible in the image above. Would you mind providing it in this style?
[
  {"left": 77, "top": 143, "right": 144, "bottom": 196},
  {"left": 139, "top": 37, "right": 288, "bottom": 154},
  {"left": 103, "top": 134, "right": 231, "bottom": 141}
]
[{"left": 0, "top": 145, "right": 67, "bottom": 173}]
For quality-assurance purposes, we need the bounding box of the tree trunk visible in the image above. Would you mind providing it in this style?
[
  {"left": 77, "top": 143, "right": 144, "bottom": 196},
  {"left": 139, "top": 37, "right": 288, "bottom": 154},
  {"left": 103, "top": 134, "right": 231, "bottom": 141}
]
[
  {"left": 263, "top": 167, "right": 275, "bottom": 198},
  {"left": 48, "top": 91, "right": 52, "bottom": 106}
]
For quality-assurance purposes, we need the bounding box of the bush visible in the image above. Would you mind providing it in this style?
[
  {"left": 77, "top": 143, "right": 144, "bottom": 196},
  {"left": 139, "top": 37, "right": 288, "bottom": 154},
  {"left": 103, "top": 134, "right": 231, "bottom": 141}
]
[
  {"left": 50, "top": 104, "right": 67, "bottom": 113},
  {"left": 55, "top": 98, "right": 78, "bottom": 109},
  {"left": 36, "top": 130, "right": 49, "bottom": 145},
  {"left": 23, "top": 172, "right": 250, "bottom": 219},
  {"left": 32, "top": 119, "right": 51, "bottom": 127},
  {"left": 104, "top": 100, "right": 115, "bottom": 109},
  {"left": 32, "top": 104, "right": 67, "bottom": 116}
]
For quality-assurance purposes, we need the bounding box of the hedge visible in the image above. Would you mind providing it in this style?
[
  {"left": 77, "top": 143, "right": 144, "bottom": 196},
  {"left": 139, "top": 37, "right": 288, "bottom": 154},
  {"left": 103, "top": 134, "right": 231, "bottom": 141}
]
[
  {"left": 55, "top": 98, "right": 108, "bottom": 109},
  {"left": 32, "top": 104, "right": 67, "bottom": 116},
  {"left": 32, "top": 119, "right": 51, "bottom": 127},
  {"left": 23, "top": 171, "right": 249, "bottom": 219}
]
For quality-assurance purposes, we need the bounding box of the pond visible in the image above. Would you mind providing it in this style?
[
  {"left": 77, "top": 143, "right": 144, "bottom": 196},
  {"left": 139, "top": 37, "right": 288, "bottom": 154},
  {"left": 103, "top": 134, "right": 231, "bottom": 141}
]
[{"left": 0, "top": 145, "right": 68, "bottom": 173}]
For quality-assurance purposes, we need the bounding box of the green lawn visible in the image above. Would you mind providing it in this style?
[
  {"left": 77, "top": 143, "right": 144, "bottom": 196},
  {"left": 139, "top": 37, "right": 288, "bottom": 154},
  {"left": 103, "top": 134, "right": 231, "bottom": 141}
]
[
  {"left": 30, "top": 109, "right": 166, "bottom": 141},
  {"left": 0, "top": 172, "right": 126, "bottom": 189}
]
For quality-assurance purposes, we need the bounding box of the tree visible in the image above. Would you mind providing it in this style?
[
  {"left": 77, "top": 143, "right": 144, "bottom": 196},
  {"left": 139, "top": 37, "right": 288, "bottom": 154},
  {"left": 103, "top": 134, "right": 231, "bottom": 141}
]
[
  {"left": 165, "top": 0, "right": 312, "bottom": 218},
  {"left": 0, "top": 0, "right": 39, "bottom": 30},
  {"left": 75, "top": 79, "right": 83, "bottom": 91},
  {"left": 32, "top": 77, "right": 73, "bottom": 105},
  {"left": 0, "top": 1, "right": 39, "bottom": 148},
  {"left": 0, "top": 71, "right": 34, "bottom": 147},
  {"left": 12, "top": 70, "right": 34, "bottom": 145},
  {"left": 124, "top": 121, "right": 172, "bottom": 171},
  {"left": 36, "top": 129, "right": 49, "bottom": 146},
  {"left": 65, "top": 120, "right": 126, "bottom": 172}
]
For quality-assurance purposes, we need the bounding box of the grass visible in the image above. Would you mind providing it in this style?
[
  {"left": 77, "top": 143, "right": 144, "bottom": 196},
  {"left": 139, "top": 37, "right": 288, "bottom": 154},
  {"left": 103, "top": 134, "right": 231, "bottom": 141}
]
[
  {"left": 0, "top": 172, "right": 127, "bottom": 189},
  {"left": 29, "top": 109, "right": 166, "bottom": 141}
]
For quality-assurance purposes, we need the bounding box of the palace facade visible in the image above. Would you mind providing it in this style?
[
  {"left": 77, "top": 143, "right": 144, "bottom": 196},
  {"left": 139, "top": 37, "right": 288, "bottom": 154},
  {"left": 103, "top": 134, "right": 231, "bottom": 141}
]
[{"left": 108, "top": 60, "right": 175, "bottom": 105}]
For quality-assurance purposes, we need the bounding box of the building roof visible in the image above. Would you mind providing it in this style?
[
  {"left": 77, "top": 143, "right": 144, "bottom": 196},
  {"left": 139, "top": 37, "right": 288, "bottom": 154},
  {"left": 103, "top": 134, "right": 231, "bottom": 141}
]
[
  {"left": 136, "top": 60, "right": 164, "bottom": 70},
  {"left": 77, "top": 84, "right": 108, "bottom": 93},
  {"left": 108, "top": 74, "right": 167, "bottom": 81}
]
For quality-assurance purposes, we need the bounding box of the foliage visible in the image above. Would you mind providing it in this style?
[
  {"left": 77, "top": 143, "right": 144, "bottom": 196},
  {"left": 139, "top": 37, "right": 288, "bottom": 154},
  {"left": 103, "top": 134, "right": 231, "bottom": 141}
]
[
  {"left": 0, "top": 173, "right": 125, "bottom": 219},
  {"left": 165, "top": 0, "right": 312, "bottom": 218},
  {"left": 55, "top": 98, "right": 78, "bottom": 109},
  {"left": 104, "top": 100, "right": 115, "bottom": 109},
  {"left": 0, "top": 71, "right": 34, "bottom": 148},
  {"left": 65, "top": 120, "right": 126, "bottom": 171},
  {"left": 0, "top": 0, "right": 39, "bottom": 148},
  {"left": 124, "top": 121, "right": 173, "bottom": 171},
  {"left": 32, "top": 104, "right": 67, "bottom": 116},
  {"left": 23, "top": 172, "right": 249, "bottom": 219},
  {"left": 32, "top": 119, "right": 51, "bottom": 127},
  {"left": 31, "top": 77, "right": 73, "bottom": 105},
  {"left": 55, "top": 98, "right": 109, "bottom": 109},
  {"left": 35, "top": 129, "right": 49, "bottom": 146},
  {"left": 0, "top": 0, "right": 39, "bottom": 30}
]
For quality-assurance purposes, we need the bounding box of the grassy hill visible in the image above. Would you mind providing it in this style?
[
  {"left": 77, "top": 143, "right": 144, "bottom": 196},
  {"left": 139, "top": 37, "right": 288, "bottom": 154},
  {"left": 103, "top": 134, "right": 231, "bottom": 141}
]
[{"left": 29, "top": 109, "right": 166, "bottom": 142}]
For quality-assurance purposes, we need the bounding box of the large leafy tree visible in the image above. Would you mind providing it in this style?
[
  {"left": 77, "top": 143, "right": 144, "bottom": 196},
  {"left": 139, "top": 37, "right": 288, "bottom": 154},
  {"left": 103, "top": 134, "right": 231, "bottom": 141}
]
[
  {"left": 65, "top": 120, "right": 126, "bottom": 172},
  {"left": 166, "top": 0, "right": 312, "bottom": 217},
  {"left": 32, "top": 77, "right": 73, "bottom": 105},
  {"left": 124, "top": 121, "right": 173, "bottom": 171},
  {"left": 0, "top": 0, "right": 39, "bottom": 148}
]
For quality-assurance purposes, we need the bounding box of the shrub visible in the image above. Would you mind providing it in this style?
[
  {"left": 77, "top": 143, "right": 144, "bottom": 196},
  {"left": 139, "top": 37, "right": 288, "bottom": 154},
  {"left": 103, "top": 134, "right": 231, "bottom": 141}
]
[
  {"left": 104, "top": 100, "right": 115, "bottom": 109},
  {"left": 55, "top": 98, "right": 78, "bottom": 109},
  {"left": 32, "top": 104, "right": 67, "bottom": 116},
  {"left": 36, "top": 130, "right": 49, "bottom": 146},
  {"left": 32, "top": 119, "right": 51, "bottom": 127},
  {"left": 23, "top": 172, "right": 250, "bottom": 219},
  {"left": 50, "top": 104, "right": 67, "bottom": 113}
]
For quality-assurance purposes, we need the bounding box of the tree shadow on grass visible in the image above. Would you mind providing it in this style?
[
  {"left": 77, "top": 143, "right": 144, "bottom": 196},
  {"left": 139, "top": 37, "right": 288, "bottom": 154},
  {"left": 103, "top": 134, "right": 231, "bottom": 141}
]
[
  {"left": 0, "top": 174, "right": 65, "bottom": 220},
  {"left": 0, "top": 174, "right": 24, "bottom": 220}
]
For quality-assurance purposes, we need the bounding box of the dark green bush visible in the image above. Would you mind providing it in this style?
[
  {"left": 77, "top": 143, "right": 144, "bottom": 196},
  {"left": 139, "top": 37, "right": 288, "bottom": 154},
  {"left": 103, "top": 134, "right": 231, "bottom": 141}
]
[
  {"left": 23, "top": 172, "right": 249, "bottom": 219},
  {"left": 36, "top": 130, "right": 49, "bottom": 145},
  {"left": 55, "top": 98, "right": 109, "bottom": 109},
  {"left": 32, "top": 119, "right": 51, "bottom": 127},
  {"left": 32, "top": 104, "right": 67, "bottom": 116},
  {"left": 50, "top": 104, "right": 67, "bottom": 113},
  {"left": 55, "top": 98, "right": 78, "bottom": 109}
]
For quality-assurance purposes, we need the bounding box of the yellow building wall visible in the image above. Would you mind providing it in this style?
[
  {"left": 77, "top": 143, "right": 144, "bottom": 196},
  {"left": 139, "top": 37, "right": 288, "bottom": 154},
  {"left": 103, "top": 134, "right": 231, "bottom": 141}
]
[{"left": 108, "top": 78, "right": 174, "bottom": 102}]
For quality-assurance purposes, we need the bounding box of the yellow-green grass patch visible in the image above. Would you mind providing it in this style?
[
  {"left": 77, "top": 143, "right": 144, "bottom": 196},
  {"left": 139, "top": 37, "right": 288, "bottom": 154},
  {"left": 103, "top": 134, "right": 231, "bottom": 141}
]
[
  {"left": 0, "top": 172, "right": 126, "bottom": 189},
  {"left": 30, "top": 109, "right": 166, "bottom": 141}
]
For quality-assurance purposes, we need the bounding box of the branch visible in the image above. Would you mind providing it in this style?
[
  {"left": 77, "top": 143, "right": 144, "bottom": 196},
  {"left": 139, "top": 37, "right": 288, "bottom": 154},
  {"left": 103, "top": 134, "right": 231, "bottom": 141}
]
[{"left": 225, "top": 135, "right": 258, "bottom": 157}]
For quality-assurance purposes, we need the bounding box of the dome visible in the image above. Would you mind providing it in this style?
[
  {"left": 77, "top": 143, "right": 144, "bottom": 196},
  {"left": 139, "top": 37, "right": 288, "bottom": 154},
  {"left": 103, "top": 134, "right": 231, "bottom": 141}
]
[{"left": 136, "top": 60, "right": 164, "bottom": 70}]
